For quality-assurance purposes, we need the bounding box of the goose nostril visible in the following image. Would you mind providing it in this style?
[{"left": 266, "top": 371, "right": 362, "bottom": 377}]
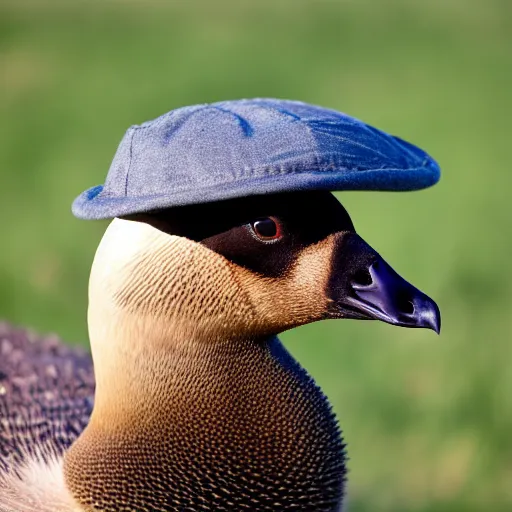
[
  {"left": 396, "top": 292, "right": 415, "bottom": 315},
  {"left": 352, "top": 268, "right": 373, "bottom": 287}
]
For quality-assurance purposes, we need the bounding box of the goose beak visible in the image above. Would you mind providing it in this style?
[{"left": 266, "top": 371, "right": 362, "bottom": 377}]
[{"left": 328, "top": 234, "right": 441, "bottom": 334}]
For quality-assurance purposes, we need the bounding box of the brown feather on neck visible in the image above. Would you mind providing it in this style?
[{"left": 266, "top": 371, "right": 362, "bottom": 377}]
[{"left": 63, "top": 218, "right": 344, "bottom": 511}]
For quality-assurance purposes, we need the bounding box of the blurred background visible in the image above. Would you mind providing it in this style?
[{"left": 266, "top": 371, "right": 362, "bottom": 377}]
[{"left": 1, "top": 0, "right": 510, "bottom": 510}]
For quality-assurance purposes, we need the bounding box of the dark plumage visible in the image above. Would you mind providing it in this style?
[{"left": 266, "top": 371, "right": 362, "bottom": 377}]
[{"left": 0, "top": 324, "right": 93, "bottom": 473}]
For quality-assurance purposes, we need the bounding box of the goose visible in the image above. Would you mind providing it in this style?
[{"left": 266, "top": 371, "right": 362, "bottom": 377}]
[{"left": 0, "top": 99, "right": 441, "bottom": 512}]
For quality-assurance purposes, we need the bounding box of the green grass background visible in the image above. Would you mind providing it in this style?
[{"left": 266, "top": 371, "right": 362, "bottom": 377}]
[{"left": 1, "top": 1, "right": 510, "bottom": 510}]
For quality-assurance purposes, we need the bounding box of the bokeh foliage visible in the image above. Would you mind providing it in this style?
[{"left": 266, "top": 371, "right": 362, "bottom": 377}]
[{"left": 1, "top": 1, "right": 511, "bottom": 510}]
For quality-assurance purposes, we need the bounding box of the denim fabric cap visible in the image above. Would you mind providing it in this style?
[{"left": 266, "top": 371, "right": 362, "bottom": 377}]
[{"left": 72, "top": 98, "right": 440, "bottom": 220}]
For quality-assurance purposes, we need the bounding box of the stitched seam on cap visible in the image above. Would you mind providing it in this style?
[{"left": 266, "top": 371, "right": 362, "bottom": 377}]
[
  {"left": 124, "top": 127, "right": 139, "bottom": 196},
  {"left": 117, "top": 166, "right": 434, "bottom": 198},
  {"left": 132, "top": 168, "right": 425, "bottom": 201}
]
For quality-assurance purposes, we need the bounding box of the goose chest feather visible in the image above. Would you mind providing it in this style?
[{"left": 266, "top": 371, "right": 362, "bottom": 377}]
[{"left": 0, "top": 191, "right": 439, "bottom": 512}]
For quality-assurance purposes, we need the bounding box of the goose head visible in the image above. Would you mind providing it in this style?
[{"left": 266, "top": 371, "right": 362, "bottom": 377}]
[{"left": 63, "top": 190, "right": 439, "bottom": 512}]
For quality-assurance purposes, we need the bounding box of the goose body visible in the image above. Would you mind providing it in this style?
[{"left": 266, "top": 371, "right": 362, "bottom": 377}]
[{"left": 0, "top": 99, "right": 440, "bottom": 511}]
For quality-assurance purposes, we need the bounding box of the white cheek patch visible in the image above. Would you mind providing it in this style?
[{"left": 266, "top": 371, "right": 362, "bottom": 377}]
[{"left": 0, "top": 454, "right": 79, "bottom": 512}]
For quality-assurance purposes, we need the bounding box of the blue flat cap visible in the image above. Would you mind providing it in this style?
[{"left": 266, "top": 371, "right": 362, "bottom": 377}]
[{"left": 72, "top": 98, "right": 440, "bottom": 220}]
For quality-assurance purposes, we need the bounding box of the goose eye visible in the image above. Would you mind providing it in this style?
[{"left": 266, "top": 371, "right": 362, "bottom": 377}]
[{"left": 251, "top": 217, "right": 282, "bottom": 241}]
